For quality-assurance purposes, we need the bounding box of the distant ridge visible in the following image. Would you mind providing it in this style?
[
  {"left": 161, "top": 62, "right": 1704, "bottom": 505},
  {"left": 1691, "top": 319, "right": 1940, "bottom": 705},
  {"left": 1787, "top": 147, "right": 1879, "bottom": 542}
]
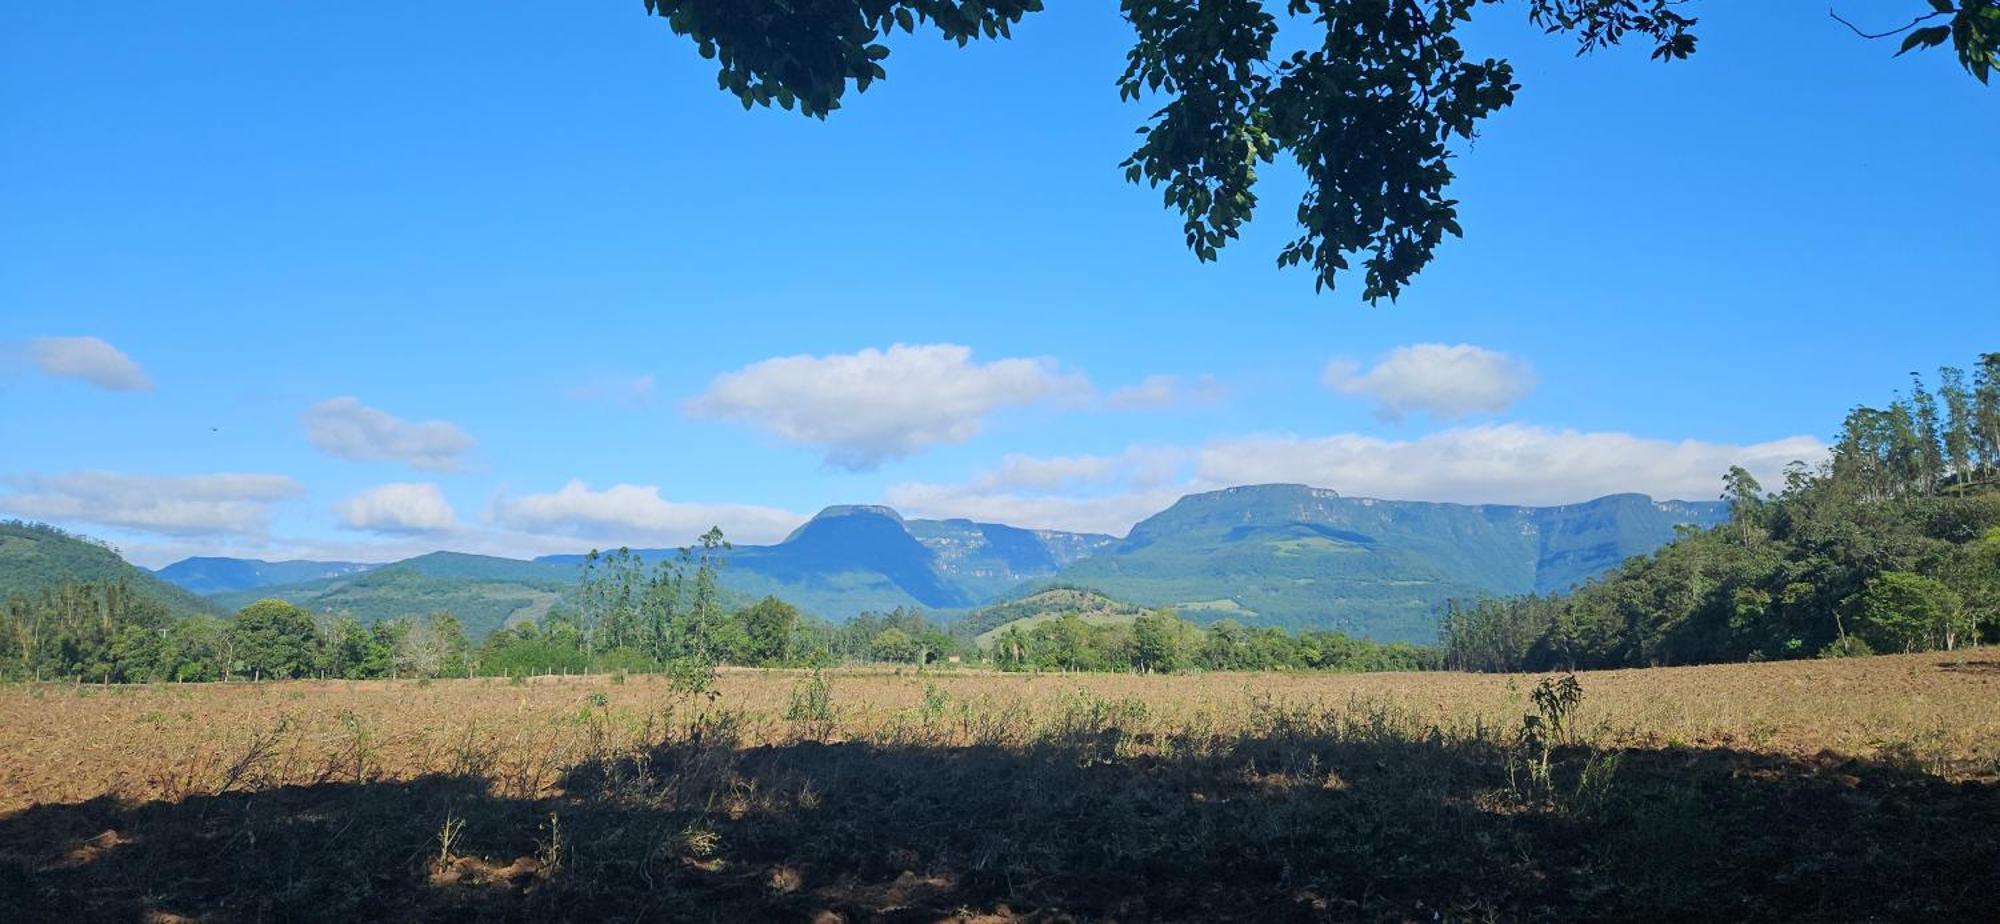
[
  {"left": 534, "top": 507, "right": 1116, "bottom": 619},
  {"left": 154, "top": 557, "right": 379, "bottom": 595},
  {"left": 144, "top": 483, "right": 1724, "bottom": 641},
  {"left": 1055, "top": 484, "right": 1726, "bottom": 640}
]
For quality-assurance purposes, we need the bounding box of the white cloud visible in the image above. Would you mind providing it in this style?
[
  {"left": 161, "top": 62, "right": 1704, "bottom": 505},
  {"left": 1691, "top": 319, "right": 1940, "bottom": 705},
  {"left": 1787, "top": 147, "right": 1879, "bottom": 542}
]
[
  {"left": 30, "top": 337, "right": 153, "bottom": 391},
  {"left": 885, "top": 445, "right": 1191, "bottom": 535},
  {"left": 492, "top": 480, "right": 806, "bottom": 547},
  {"left": 884, "top": 425, "right": 1826, "bottom": 537},
  {"left": 335, "top": 482, "right": 458, "bottom": 534},
  {"left": 978, "top": 453, "right": 1123, "bottom": 491},
  {"left": 1196, "top": 425, "right": 1824, "bottom": 507},
  {"left": 1105, "top": 374, "right": 1226, "bottom": 410},
  {"left": 566, "top": 374, "right": 656, "bottom": 406},
  {"left": 1322, "top": 343, "right": 1536, "bottom": 421},
  {"left": 0, "top": 471, "right": 303, "bottom": 537},
  {"left": 884, "top": 480, "right": 1184, "bottom": 538},
  {"left": 971, "top": 446, "right": 1189, "bottom": 493},
  {"left": 685, "top": 343, "right": 1090, "bottom": 469},
  {"left": 303, "top": 397, "right": 477, "bottom": 471}
]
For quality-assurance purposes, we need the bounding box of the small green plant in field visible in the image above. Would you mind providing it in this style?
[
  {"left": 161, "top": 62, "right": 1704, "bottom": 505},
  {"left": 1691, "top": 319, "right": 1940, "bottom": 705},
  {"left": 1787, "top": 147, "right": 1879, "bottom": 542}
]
[
  {"left": 611, "top": 670, "right": 627, "bottom": 685},
  {"left": 1511, "top": 674, "right": 1585, "bottom": 805},
  {"left": 919, "top": 682, "right": 949, "bottom": 722},
  {"left": 785, "top": 671, "right": 835, "bottom": 739},
  {"left": 665, "top": 656, "right": 720, "bottom": 703},
  {"left": 1530, "top": 674, "right": 1584, "bottom": 746},
  {"left": 587, "top": 691, "right": 610, "bottom": 708}
]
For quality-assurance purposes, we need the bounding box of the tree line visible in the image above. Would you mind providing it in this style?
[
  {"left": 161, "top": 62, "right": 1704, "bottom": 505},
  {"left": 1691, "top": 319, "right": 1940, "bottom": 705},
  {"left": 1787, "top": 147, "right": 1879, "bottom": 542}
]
[
  {"left": 0, "top": 582, "right": 473, "bottom": 683},
  {"left": 1442, "top": 354, "right": 2000, "bottom": 672},
  {"left": 475, "top": 534, "right": 976, "bottom": 676},
  {"left": 984, "top": 611, "right": 1438, "bottom": 674},
  {"left": 3, "top": 520, "right": 1441, "bottom": 681}
]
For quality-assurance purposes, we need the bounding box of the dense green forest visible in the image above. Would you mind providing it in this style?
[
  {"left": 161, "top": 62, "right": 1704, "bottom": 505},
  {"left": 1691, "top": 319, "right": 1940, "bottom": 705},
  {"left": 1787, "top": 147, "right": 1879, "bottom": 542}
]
[
  {"left": 1443, "top": 355, "right": 2000, "bottom": 672},
  {"left": 0, "top": 579, "right": 477, "bottom": 683}
]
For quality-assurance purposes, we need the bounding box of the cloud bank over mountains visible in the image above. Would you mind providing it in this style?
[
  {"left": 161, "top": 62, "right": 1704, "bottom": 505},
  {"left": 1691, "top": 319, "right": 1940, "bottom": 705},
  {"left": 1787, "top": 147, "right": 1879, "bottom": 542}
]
[
  {"left": 887, "top": 425, "right": 1825, "bottom": 537},
  {"left": 2, "top": 335, "right": 1827, "bottom": 567}
]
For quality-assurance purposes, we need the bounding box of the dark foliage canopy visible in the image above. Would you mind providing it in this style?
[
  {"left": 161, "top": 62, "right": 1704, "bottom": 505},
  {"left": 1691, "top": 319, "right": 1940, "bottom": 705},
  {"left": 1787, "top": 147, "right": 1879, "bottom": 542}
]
[{"left": 642, "top": 1, "right": 1992, "bottom": 301}]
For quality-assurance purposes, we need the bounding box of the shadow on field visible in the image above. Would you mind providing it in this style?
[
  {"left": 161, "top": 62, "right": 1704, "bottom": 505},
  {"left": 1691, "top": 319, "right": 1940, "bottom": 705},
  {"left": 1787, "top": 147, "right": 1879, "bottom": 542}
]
[
  {"left": 1935, "top": 658, "right": 2000, "bottom": 675},
  {"left": 2, "top": 731, "right": 1997, "bottom": 922}
]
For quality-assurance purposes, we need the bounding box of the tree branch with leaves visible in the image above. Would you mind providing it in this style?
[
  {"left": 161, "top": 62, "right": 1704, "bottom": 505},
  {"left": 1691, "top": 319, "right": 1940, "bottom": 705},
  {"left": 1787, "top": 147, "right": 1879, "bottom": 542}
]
[{"left": 643, "top": 0, "right": 1989, "bottom": 300}]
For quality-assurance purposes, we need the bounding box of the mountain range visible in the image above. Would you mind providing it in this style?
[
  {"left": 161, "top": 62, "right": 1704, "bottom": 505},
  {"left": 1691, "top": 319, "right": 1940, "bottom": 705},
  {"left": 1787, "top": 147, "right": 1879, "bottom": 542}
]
[
  {"left": 153, "top": 557, "right": 380, "bottom": 595},
  {"left": 533, "top": 506, "right": 1117, "bottom": 615},
  {"left": 1049, "top": 485, "right": 1726, "bottom": 640},
  {"left": 123, "top": 484, "right": 1727, "bottom": 642}
]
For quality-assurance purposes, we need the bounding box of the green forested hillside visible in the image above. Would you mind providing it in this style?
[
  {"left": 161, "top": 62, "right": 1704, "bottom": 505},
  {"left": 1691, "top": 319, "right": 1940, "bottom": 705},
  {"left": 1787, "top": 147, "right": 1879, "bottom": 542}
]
[
  {"left": 1444, "top": 356, "right": 2000, "bottom": 671},
  {"left": 1050, "top": 487, "right": 1727, "bottom": 641},
  {"left": 0, "top": 521, "right": 220, "bottom": 617},
  {"left": 211, "top": 553, "right": 577, "bottom": 639}
]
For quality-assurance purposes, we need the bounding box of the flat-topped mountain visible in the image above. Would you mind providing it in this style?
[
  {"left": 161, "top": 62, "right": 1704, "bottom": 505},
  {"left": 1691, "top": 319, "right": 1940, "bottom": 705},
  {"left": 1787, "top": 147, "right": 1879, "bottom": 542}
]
[
  {"left": 1058, "top": 485, "right": 1725, "bottom": 639},
  {"left": 533, "top": 507, "right": 1116, "bottom": 618}
]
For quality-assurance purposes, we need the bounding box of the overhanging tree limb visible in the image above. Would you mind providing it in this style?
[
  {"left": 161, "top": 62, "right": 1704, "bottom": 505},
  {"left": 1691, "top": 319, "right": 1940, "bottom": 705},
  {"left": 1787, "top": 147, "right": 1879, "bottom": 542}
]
[{"left": 643, "top": 0, "right": 1992, "bottom": 300}]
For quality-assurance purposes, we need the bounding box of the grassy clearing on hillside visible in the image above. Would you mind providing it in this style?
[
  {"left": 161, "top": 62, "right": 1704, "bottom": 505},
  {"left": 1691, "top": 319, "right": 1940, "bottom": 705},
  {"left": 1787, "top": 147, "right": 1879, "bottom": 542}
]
[{"left": 3, "top": 652, "right": 1998, "bottom": 920}]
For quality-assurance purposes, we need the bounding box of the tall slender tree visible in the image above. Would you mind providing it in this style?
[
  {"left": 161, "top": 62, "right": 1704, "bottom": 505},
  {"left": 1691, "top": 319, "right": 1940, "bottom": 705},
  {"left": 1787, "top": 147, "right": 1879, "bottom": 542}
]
[
  {"left": 1910, "top": 372, "right": 1946, "bottom": 491},
  {"left": 1975, "top": 353, "right": 2000, "bottom": 476},
  {"left": 1939, "top": 365, "right": 1975, "bottom": 485}
]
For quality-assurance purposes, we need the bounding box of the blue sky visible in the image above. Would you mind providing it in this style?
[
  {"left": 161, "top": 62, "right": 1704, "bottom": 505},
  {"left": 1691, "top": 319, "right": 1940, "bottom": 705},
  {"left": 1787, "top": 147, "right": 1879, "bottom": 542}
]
[{"left": 3, "top": 3, "right": 1994, "bottom": 567}]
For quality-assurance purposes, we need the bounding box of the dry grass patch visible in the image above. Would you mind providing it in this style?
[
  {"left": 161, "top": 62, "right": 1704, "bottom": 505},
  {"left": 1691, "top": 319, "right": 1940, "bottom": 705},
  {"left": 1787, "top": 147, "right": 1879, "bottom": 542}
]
[{"left": 2, "top": 650, "right": 1997, "bottom": 920}]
